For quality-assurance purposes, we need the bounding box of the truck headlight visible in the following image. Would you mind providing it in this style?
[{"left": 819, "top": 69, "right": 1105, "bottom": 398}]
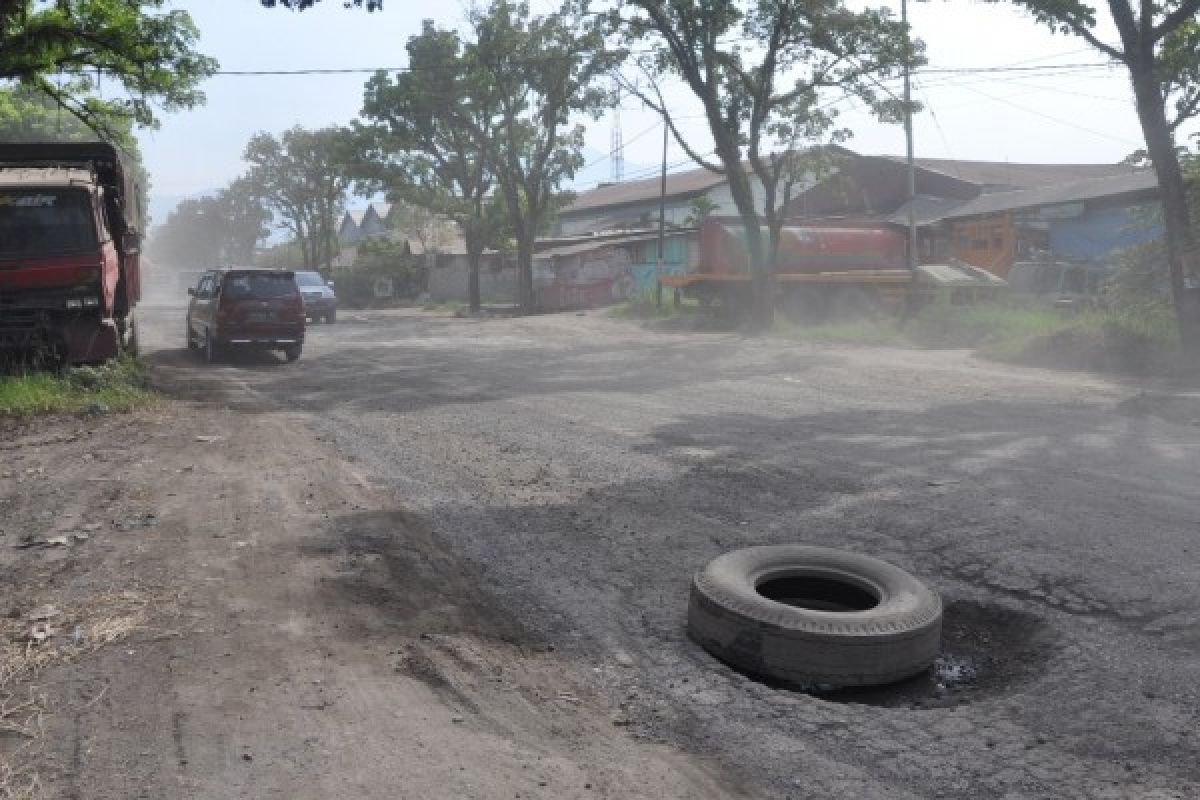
[
  {"left": 82, "top": 297, "right": 99, "bottom": 307},
  {"left": 65, "top": 298, "right": 83, "bottom": 309}
]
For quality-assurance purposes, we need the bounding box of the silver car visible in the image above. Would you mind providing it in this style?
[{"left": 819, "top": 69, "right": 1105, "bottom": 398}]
[{"left": 294, "top": 270, "right": 338, "bottom": 324}]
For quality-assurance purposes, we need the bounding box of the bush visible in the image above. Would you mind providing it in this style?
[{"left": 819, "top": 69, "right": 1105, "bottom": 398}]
[{"left": 0, "top": 357, "right": 153, "bottom": 416}]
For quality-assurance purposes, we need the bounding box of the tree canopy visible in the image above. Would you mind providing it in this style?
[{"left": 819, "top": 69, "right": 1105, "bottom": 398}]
[
  {"left": 244, "top": 126, "right": 358, "bottom": 271},
  {"left": 618, "top": 0, "right": 916, "bottom": 327},
  {"left": 0, "top": 1, "right": 216, "bottom": 136},
  {"left": 467, "top": 0, "right": 624, "bottom": 312},
  {"left": 358, "top": 20, "right": 508, "bottom": 311},
  {"left": 148, "top": 179, "right": 271, "bottom": 271},
  {"left": 260, "top": 0, "right": 382, "bottom": 8}
]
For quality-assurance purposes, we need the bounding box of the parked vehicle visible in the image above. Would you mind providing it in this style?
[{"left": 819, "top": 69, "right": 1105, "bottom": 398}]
[
  {"left": 0, "top": 142, "right": 142, "bottom": 363},
  {"left": 1007, "top": 260, "right": 1112, "bottom": 308},
  {"left": 186, "top": 268, "right": 305, "bottom": 363},
  {"left": 294, "top": 270, "right": 337, "bottom": 323},
  {"left": 660, "top": 218, "right": 1005, "bottom": 320}
]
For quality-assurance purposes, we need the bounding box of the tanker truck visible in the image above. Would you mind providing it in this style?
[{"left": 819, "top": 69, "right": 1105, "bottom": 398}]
[
  {"left": 0, "top": 142, "right": 142, "bottom": 364},
  {"left": 660, "top": 218, "right": 1004, "bottom": 319}
]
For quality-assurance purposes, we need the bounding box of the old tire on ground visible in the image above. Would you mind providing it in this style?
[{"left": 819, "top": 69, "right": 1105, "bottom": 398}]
[{"left": 688, "top": 545, "right": 942, "bottom": 688}]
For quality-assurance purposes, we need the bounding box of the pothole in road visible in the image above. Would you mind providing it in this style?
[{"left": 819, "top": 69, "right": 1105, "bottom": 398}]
[{"left": 813, "top": 600, "right": 1052, "bottom": 709}]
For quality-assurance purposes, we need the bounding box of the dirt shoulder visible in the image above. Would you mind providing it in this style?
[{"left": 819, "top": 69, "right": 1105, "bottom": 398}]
[{"left": 0, "top": 401, "right": 735, "bottom": 800}]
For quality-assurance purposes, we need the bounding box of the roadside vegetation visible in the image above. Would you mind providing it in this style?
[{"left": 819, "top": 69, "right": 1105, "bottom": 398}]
[
  {"left": 611, "top": 293, "right": 1182, "bottom": 376},
  {"left": 0, "top": 358, "right": 154, "bottom": 417},
  {"left": 770, "top": 302, "right": 1182, "bottom": 375},
  {"left": 609, "top": 290, "right": 701, "bottom": 321}
]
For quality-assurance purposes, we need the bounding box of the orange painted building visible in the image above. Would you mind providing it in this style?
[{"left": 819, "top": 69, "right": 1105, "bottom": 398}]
[{"left": 947, "top": 213, "right": 1050, "bottom": 278}]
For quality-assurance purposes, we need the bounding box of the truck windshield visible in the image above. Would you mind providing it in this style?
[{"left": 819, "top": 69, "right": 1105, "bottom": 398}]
[{"left": 0, "top": 189, "right": 98, "bottom": 259}]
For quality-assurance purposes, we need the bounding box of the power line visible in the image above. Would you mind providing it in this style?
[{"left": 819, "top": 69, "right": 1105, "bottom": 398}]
[
  {"left": 210, "top": 59, "right": 1116, "bottom": 78},
  {"left": 949, "top": 81, "right": 1142, "bottom": 146}
]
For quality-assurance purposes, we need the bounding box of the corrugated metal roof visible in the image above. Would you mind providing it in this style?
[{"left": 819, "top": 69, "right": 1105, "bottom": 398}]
[
  {"left": 536, "top": 230, "right": 691, "bottom": 259},
  {"left": 942, "top": 170, "right": 1158, "bottom": 220},
  {"left": 878, "top": 156, "right": 1140, "bottom": 190},
  {"left": 563, "top": 165, "right": 726, "bottom": 215},
  {"left": 884, "top": 195, "right": 970, "bottom": 227}
]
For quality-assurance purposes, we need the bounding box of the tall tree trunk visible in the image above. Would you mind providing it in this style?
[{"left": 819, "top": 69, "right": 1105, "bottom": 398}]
[
  {"left": 467, "top": 242, "right": 484, "bottom": 313},
  {"left": 1130, "top": 63, "right": 1200, "bottom": 345},
  {"left": 725, "top": 167, "right": 773, "bottom": 329},
  {"left": 516, "top": 233, "right": 535, "bottom": 314}
]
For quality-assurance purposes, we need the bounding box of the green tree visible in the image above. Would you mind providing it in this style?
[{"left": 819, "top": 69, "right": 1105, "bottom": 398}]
[
  {"left": 466, "top": 0, "right": 624, "bottom": 313},
  {"left": 619, "top": 0, "right": 914, "bottom": 328},
  {"left": 0, "top": 1, "right": 215, "bottom": 135},
  {"left": 149, "top": 178, "right": 271, "bottom": 270},
  {"left": 244, "top": 126, "right": 357, "bottom": 271},
  {"left": 260, "top": 0, "right": 382, "bottom": 8},
  {"left": 1001, "top": 1, "right": 1200, "bottom": 344},
  {"left": 684, "top": 195, "right": 720, "bottom": 226},
  {"left": 358, "top": 21, "right": 509, "bottom": 312}
]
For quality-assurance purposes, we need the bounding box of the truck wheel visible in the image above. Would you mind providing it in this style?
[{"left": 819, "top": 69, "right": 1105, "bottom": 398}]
[
  {"left": 186, "top": 322, "right": 198, "bottom": 351},
  {"left": 123, "top": 315, "right": 139, "bottom": 358},
  {"left": 283, "top": 344, "right": 302, "bottom": 363},
  {"left": 688, "top": 545, "right": 942, "bottom": 688},
  {"left": 325, "top": 310, "right": 336, "bottom": 324}
]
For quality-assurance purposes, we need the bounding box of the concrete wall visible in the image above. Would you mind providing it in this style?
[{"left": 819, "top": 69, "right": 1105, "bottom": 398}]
[{"left": 426, "top": 254, "right": 517, "bottom": 303}]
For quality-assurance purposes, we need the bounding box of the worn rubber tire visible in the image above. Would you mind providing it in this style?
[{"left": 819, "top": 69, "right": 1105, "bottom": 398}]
[{"left": 688, "top": 545, "right": 942, "bottom": 688}]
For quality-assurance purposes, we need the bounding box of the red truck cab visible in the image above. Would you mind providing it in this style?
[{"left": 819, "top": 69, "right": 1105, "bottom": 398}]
[{"left": 0, "top": 142, "right": 141, "bottom": 364}]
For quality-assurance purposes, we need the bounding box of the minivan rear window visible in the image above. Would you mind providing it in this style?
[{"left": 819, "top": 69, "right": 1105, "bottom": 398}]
[{"left": 222, "top": 272, "right": 297, "bottom": 300}]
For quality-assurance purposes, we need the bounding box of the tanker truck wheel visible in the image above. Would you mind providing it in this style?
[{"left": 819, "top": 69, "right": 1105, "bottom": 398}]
[{"left": 120, "top": 314, "right": 139, "bottom": 358}]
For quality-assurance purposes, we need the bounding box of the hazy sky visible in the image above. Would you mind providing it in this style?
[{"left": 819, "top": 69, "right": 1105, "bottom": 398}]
[{"left": 139, "top": 1, "right": 1179, "bottom": 221}]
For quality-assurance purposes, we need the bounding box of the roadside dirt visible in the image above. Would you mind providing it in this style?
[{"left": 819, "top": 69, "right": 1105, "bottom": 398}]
[
  {"left": 4, "top": 304, "right": 1200, "bottom": 799},
  {"left": 0, "top": 404, "right": 736, "bottom": 799}
]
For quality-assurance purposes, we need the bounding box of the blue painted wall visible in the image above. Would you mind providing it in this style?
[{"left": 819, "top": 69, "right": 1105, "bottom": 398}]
[
  {"left": 1048, "top": 204, "right": 1160, "bottom": 263},
  {"left": 630, "top": 238, "right": 688, "bottom": 295}
]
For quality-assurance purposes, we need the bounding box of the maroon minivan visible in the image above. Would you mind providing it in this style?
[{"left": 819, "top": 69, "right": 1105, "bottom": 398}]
[{"left": 186, "top": 269, "right": 305, "bottom": 362}]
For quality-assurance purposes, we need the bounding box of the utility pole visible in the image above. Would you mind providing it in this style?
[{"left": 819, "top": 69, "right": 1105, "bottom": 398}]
[
  {"left": 655, "top": 120, "right": 668, "bottom": 307},
  {"left": 902, "top": 0, "right": 918, "bottom": 271},
  {"left": 657, "top": 120, "right": 667, "bottom": 272}
]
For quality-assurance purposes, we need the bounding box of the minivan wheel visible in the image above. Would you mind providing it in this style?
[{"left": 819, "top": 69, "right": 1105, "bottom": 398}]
[
  {"left": 688, "top": 545, "right": 942, "bottom": 688},
  {"left": 204, "top": 331, "right": 219, "bottom": 364}
]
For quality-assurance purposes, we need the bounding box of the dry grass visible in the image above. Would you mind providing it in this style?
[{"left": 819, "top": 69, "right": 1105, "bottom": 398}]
[{"left": 0, "top": 590, "right": 152, "bottom": 799}]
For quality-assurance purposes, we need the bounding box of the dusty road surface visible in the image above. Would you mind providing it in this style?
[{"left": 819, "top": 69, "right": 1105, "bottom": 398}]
[{"left": 3, "top": 303, "right": 1200, "bottom": 799}]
